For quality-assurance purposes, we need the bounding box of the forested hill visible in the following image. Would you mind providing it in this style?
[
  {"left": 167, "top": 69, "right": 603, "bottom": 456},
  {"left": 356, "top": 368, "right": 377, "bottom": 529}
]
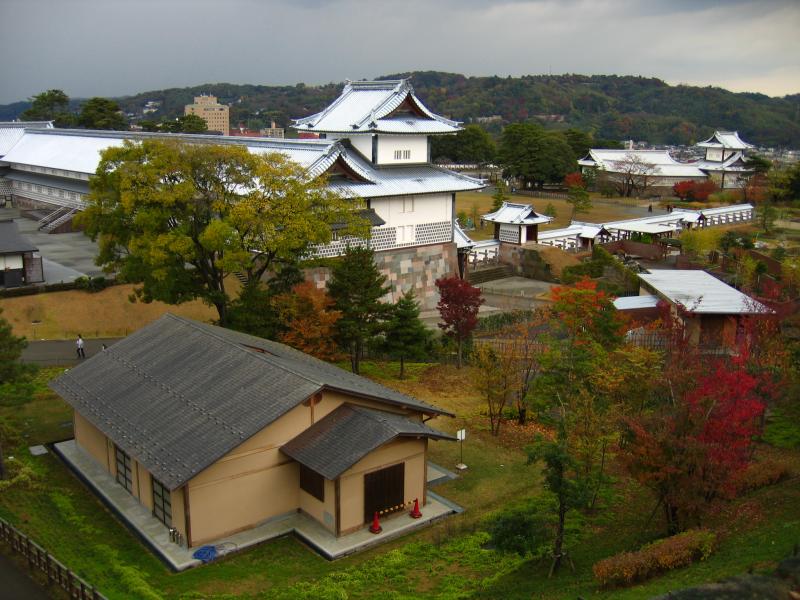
[{"left": 3, "top": 72, "right": 799, "bottom": 147}]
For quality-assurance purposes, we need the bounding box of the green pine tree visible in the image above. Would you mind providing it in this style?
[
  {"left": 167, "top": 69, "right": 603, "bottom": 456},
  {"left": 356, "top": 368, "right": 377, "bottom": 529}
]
[
  {"left": 327, "top": 246, "right": 391, "bottom": 374},
  {"left": 492, "top": 180, "right": 510, "bottom": 211},
  {"left": 380, "top": 289, "right": 432, "bottom": 379}
]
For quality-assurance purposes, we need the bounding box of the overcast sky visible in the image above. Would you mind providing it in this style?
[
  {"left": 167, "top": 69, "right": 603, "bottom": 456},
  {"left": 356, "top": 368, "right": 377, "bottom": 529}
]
[{"left": 1, "top": 0, "right": 798, "bottom": 105}]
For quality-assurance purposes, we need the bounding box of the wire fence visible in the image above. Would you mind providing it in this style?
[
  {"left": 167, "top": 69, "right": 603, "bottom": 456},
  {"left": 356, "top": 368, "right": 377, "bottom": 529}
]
[{"left": 0, "top": 517, "right": 108, "bottom": 600}]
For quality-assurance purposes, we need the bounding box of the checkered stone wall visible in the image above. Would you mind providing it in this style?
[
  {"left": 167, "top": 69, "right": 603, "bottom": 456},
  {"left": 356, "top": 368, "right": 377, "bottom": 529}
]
[{"left": 304, "top": 241, "right": 459, "bottom": 310}]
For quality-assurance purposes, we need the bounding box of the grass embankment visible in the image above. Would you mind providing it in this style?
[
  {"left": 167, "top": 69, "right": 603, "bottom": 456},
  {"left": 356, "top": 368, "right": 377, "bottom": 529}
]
[
  {"left": 1, "top": 284, "right": 218, "bottom": 340},
  {"left": 1, "top": 362, "right": 798, "bottom": 599},
  {"left": 456, "top": 191, "right": 649, "bottom": 241}
]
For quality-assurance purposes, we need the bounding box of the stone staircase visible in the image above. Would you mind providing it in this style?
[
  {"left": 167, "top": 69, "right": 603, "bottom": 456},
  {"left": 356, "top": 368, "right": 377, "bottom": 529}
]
[{"left": 467, "top": 265, "right": 514, "bottom": 285}]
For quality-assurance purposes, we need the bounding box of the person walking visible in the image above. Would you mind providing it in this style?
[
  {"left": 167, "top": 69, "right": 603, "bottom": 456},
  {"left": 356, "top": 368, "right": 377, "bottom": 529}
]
[{"left": 76, "top": 334, "right": 86, "bottom": 359}]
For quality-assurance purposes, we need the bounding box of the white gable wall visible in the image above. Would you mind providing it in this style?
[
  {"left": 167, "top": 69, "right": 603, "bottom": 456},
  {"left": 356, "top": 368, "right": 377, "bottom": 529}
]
[{"left": 376, "top": 135, "right": 428, "bottom": 165}]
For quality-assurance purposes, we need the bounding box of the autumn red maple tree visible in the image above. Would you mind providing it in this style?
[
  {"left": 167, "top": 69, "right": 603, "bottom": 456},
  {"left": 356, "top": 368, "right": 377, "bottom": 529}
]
[
  {"left": 435, "top": 276, "right": 484, "bottom": 368},
  {"left": 622, "top": 347, "right": 767, "bottom": 535},
  {"left": 563, "top": 172, "right": 586, "bottom": 189}
]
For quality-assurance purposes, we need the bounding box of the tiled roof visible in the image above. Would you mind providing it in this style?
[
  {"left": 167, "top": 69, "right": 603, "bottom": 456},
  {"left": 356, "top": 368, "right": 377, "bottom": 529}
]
[
  {"left": 0, "top": 121, "right": 52, "bottom": 157},
  {"left": 638, "top": 270, "right": 771, "bottom": 315},
  {"left": 293, "top": 79, "right": 461, "bottom": 135},
  {"left": 1, "top": 129, "right": 483, "bottom": 199},
  {"left": 482, "top": 202, "right": 552, "bottom": 225},
  {"left": 50, "top": 315, "right": 452, "bottom": 490},
  {"left": 281, "top": 404, "right": 454, "bottom": 480},
  {"left": 0, "top": 220, "right": 38, "bottom": 254},
  {"left": 581, "top": 149, "right": 707, "bottom": 178},
  {"left": 696, "top": 131, "right": 754, "bottom": 150}
]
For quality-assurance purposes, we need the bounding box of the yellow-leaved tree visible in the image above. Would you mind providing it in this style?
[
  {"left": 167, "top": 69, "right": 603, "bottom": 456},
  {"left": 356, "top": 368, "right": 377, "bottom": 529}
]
[{"left": 78, "top": 139, "right": 369, "bottom": 325}]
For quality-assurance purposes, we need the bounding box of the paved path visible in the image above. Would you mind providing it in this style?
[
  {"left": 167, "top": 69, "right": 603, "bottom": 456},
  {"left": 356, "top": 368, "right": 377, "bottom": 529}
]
[
  {"left": 21, "top": 338, "right": 122, "bottom": 366},
  {"left": 0, "top": 553, "right": 51, "bottom": 600}
]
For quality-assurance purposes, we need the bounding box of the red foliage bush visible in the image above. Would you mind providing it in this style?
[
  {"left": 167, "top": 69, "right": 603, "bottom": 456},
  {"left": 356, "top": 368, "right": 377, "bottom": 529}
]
[
  {"left": 672, "top": 179, "right": 718, "bottom": 201},
  {"left": 673, "top": 180, "right": 695, "bottom": 200},
  {"left": 592, "top": 529, "right": 717, "bottom": 588}
]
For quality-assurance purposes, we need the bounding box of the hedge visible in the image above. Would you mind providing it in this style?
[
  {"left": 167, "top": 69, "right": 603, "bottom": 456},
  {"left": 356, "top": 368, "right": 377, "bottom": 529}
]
[
  {"left": 730, "top": 459, "right": 791, "bottom": 496},
  {"left": 0, "top": 276, "right": 117, "bottom": 298},
  {"left": 593, "top": 529, "right": 717, "bottom": 588}
]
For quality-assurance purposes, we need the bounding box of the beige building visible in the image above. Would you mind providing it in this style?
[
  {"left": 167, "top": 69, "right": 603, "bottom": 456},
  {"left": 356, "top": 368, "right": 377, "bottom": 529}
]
[
  {"left": 185, "top": 95, "right": 229, "bottom": 135},
  {"left": 51, "top": 314, "right": 454, "bottom": 547}
]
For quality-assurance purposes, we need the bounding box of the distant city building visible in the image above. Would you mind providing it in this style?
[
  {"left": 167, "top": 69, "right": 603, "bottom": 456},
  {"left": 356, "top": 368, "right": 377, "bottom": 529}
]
[
  {"left": 261, "top": 121, "right": 284, "bottom": 138},
  {"left": 185, "top": 95, "right": 229, "bottom": 136},
  {"left": 143, "top": 100, "right": 162, "bottom": 115}
]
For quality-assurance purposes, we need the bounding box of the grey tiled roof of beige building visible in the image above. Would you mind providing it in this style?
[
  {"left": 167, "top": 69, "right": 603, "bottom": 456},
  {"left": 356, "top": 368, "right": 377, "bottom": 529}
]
[{"left": 50, "top": 314, "right": 452, "bottom": 490}]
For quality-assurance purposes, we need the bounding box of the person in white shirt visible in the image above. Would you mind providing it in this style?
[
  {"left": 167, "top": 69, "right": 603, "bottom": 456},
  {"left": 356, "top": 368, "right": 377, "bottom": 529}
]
[{"left": 76, "top": 335, "right": 86, "bottom": 359}]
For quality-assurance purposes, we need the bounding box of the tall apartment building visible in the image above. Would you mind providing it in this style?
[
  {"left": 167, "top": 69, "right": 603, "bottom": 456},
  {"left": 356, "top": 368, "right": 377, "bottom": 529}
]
[{"left": 184, "top": 95, "right": 229, "bottom": 135}]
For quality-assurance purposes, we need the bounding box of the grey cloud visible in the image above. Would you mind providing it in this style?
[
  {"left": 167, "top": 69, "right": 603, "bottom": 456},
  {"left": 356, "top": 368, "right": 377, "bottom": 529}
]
[{"left": 0, "top": 0, "right": 797, "bottom": 104}]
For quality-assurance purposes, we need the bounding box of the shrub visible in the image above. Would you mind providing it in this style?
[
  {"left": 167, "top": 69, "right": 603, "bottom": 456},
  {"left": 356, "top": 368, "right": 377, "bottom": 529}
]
[
  {"left": 487, "top": 495, "right": 584, "bottom": 559},
  {"left": 730, "top": 460, "right": 791, "bottom": 495},
  {"left": 74, "top": 276, "right": 111, "bottom": 292},
  {"left": 475, "top": 310, "right": 532, "bottom": 334},
  {"left": 593, "top": 529, "right": 716, "bottom": 588}
]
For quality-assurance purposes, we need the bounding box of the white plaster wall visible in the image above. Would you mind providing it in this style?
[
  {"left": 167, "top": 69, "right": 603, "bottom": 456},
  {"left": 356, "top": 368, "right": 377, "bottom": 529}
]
[
  {"left": 0, "top": 255, "right": 24, "bottom": 270},
  {"left": 376, "top": 135, "right": 428, "bottom": 165},
  {"left": 705, "top": 148, "right": 723, "bottom": 162},
  {"left": 371, "top": 193, "right": 451, "bottom": 228},
  {"left": 349, "top": 135, "right": 373, "bottom": 160}
]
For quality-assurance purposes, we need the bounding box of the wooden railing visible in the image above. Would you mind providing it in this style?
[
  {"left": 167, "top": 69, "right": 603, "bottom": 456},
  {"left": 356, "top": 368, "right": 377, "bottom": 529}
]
[{"left": 0, "top": 517, "right": 108, "bottom": 600}]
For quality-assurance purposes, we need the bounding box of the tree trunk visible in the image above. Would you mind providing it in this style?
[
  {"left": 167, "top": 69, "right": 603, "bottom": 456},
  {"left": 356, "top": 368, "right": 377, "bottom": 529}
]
[
  {"left": 518, "top": 406, "right": 527, "bottom": 425},
  {"left": 399, "top": 355, "right": 405, "bottom": 379},
  {"left": 456, "top": 339, "right": 463, "bottom": 369},
  {"left": 665, "top": 502, "right": 680, "bottom": 536},
  {"left": 549, "top": 493, "right": 567, "bottom": 577},
  {"left": 215, "top": 301, "right": 227, "bottom": 327},
  {"left": 350, "top": 341, "right": 359, "bottom": 374},
  {"left": 0, "top": 443, "right": 5, "bottom": 480}
]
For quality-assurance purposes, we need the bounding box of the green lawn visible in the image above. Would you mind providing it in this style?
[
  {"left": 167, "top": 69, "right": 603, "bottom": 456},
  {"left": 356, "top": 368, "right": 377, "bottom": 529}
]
[{"left": 1, "top": 362, "right": 798, "bottom": 599}]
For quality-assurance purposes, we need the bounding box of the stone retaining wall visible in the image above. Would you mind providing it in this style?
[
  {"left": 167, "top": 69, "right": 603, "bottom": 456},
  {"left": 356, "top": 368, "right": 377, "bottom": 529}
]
[{"left": 306, "top": 242, "right": 458, "bottom": 310}]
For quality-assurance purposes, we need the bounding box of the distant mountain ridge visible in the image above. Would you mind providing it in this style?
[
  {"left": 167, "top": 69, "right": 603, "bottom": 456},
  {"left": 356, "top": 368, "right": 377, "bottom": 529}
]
[{"left": 2, "top": 72, "right": 798, "bottom": 147}]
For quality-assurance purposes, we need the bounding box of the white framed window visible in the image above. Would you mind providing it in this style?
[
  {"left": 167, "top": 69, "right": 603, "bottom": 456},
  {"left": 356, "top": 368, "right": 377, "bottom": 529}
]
[
  {"left": 394, "top": 150, "right": 402, "bottom": 160},
  {"left": 402, "top": 197, "right": 414, "bottom": 213},
  {"left": 403, "top": 149, "right": 411, "bottom": 160}
]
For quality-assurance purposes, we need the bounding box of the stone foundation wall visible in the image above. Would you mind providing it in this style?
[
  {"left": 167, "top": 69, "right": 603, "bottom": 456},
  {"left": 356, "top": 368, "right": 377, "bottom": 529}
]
[
  {"left": 305, "top": 242, "right": 458, "bottom": 310},
  {"left": 499, "top": 244, "right": 555, "bottom": 281}
]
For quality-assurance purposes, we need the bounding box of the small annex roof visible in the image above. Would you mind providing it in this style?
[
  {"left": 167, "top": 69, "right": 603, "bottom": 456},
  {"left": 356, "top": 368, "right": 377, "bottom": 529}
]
[
  {"left": 292, "top": 79, "right": 461, "bottom": 135},
  {"left": 281, "top": 404, "right": 455, "bottom": 480},
  {"left": 49, "top": 314, "right": 452, "bottom": 491},
  {"left": 613, "top": 295, "right": 660, "bottom": 310},
  {"left": 482, "top": 202, "right": 552, "bottom": 226},
  {"left": 0, "top": 220, "right": 38, "bottom": 254},
  {"left": 610, "top": 222, "right": 676, "bottom": 235},
  {"left": 580, "top": 149, "right": 707, "bottom": 179},
  {"left": 0, "top": 121, "right": 52, "bottom": 157},
  {"left": 638, "top": 270, "right": 771, "bottom": 315},
  {"left": 696, "top": 131, "right": 754, "bottom": 150},
  {"left": 453, "top": 220, "right": 475, "bottom": 249}
]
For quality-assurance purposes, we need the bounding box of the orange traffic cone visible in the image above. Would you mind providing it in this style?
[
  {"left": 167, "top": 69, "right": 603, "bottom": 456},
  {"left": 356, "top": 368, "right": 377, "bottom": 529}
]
[
  {"left": 369, "top": 511, "right": 382, "bottom": 534},
  {"left": 410, "top": 498, "right": 422, "bottom": 519}
]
